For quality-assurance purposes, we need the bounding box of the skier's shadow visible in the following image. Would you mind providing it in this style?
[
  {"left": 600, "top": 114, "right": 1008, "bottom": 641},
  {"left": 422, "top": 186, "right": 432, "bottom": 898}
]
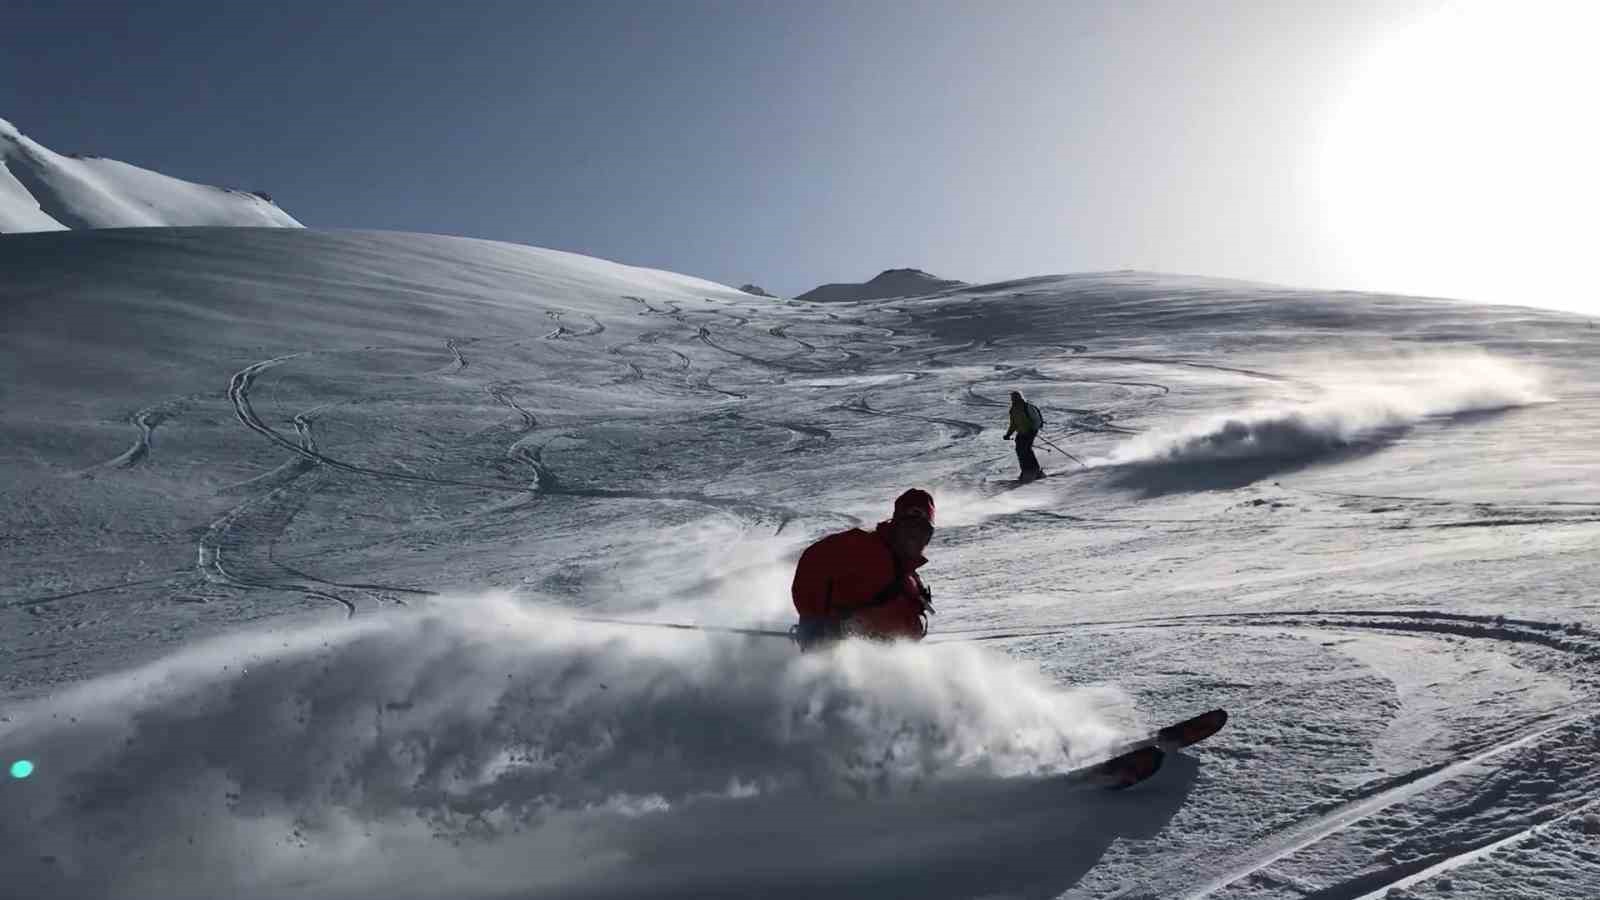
[{"left": 568, "top": 754, "right": 1201, "bottom": 899}]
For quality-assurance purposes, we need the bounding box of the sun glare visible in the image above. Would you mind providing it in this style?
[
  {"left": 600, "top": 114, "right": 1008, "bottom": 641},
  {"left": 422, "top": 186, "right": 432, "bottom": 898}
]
[{"left": 1322, "top": 2, "right": 1599, "bottom": 313}]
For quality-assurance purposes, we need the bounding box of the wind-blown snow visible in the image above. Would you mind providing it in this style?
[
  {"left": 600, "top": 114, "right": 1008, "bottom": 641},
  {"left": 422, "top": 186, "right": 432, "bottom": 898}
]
[
  {"left": 0, "top": 593, "right": 1127, "bottom": 899},
  {"left": 4, "top": 228, "right": 1600, "bottom": 898},
  {"left": 0, "top": 117, "right": 301, "bottom": 231},
  {"left": 1098, "top": 351, "right": 1549, "bottom": 469}
]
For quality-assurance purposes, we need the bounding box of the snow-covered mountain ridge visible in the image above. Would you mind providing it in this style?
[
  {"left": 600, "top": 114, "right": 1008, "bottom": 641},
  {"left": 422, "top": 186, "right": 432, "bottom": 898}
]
[
  {"left": 0, "top": 117, "right": 301, "bottom": 232},
  {"left": 797, "top": 266, "right": 967, "bottom": 301}
]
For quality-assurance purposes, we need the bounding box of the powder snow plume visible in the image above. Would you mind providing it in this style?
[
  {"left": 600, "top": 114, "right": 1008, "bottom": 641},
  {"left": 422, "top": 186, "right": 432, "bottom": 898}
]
[
  {"left": 0, "top": 593, "right": 1140, "bottom": 899},
  {"left": 1097, "top": 350, "right": 1547, "bottom": 468}
]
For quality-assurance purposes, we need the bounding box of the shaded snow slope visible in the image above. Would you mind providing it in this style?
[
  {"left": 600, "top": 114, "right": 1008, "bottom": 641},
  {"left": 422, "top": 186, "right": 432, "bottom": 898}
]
[
  {"left": 0, "top": 117, "right": 300, "bottom": 232},
  {"left": 4, "top": 232, "right": 1600, "bottom": 899},
  {"left": 797, "top": 266, "right": 966, "bottom": 301}
]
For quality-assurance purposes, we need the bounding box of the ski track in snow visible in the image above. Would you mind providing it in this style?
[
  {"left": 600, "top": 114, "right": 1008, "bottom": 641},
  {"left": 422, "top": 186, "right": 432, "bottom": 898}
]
[
  {"left": 965, "top": 607, "right": 1600, "bottom": 898},
  {"left": 200, "top": 399, "right": 358, "bottom": 618},
  {"left": 1174, "top": 714, "right": 1591, "bottom": 900},
  {"left": 1344, "top": 794, "right": 1600, "bottom": 900},
  {"left": 1075, "top": 353, "right": 1298, "bottom": 385},
  {"left": 1100, "top": 714, "right": 1591, "bottom": 900},
  {"left": 68, "top": 396, "right": 203, "bottom": 477},
  {"left": 433, "top": 337, "right": 469, "bottom": 373},
  {"left": 222, "top": 340, "right": 812, "bottom": 555},
  {"left": 228, "top": 351, "right": 541, "bottom": 493},
  {"left": 543, "top": 309, "right": 605, "bottom": 340}
]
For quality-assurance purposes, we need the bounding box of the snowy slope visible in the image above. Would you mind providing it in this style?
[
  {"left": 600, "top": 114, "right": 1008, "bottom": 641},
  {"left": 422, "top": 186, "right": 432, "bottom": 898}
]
[
  {"left": 0, "top": 147, "right": 65, "bottom": 231},
  {"left": 3, "top": 229, "right": 1600, "bottom": 899},
  {"left": 0, "top": 117, "right": 301, "bottom": 231}
]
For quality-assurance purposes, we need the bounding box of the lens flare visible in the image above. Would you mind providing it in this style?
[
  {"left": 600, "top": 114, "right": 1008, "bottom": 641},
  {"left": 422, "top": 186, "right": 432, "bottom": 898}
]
[{"left": 9, "top": 759, "right": 33, "bottom": 779}]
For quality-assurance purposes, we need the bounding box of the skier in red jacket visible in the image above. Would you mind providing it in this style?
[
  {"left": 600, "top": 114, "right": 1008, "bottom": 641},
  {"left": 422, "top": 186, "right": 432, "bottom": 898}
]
[{"left": 791, "top": 489, "right": 936, "bottom": 650}]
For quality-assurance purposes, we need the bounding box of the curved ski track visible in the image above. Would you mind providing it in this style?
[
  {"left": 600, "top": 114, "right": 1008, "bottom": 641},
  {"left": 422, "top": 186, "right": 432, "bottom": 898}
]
[
  {"left": 199, "top": 400, "right": 372, "bottom": 617},
  {"left": 543, "top": 310, "right": 605, "bottom": 340},
  {"left": 947, "top": 609, "right": 1600, "bottom": 899},
  {"left": 75, "top": 398, "right": 194, "bottom": 475},
  {"left": 1165, "top": 714, "right": 1591, "bottom": 900},
  {"left": 834, "top": 392, "right": 985, "bottom": 456},
  {"left": 226, "top": 351, "right": 803, "bottom": 548}
]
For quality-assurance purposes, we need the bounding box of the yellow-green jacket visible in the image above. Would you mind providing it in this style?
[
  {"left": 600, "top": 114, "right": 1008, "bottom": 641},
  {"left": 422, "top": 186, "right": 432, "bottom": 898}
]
[{"left": 1006, "top": 402, "right": 1043, "bottom": 437}]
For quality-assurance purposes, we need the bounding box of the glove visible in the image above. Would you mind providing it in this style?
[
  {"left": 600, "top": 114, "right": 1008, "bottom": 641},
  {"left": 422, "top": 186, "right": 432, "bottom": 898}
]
[{"left": 792, "top": 615, "right": 844, "bottom": 651}]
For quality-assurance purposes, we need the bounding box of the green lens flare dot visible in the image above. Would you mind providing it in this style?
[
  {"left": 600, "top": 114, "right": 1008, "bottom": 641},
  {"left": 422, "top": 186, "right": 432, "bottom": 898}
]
[{"left": 9, "top": 760, "right": 33, "bottom": 779}]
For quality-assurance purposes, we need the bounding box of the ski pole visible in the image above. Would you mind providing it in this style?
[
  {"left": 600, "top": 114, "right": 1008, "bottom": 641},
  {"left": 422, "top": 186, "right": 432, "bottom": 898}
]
[
  {"left": 1036, "top": 435, "right": 1087, "bottom": 468},
  {"left": 571, "top": 615, "right": 796, "bottom": 640}
]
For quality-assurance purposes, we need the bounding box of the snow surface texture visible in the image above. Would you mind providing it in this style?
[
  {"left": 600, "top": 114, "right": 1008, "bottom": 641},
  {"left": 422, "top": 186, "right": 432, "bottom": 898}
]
[
  {"left": 3, "top": 228, "right": 1600, "bottom": 898},
  {"left": 0, "top": 117, "right": 301, "bottom": 232}
]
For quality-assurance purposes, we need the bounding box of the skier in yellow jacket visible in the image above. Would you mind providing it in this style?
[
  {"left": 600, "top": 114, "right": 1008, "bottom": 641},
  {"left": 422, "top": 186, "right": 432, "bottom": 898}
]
[{"left": 1003, "top": 391, "right": 1045, "bottom": 481}]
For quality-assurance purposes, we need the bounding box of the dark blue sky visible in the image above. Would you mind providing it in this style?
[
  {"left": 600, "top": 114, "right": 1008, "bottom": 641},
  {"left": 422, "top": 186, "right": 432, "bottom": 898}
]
[{"left": 8, "top": 0, "right": 1590, "bottom": 309}]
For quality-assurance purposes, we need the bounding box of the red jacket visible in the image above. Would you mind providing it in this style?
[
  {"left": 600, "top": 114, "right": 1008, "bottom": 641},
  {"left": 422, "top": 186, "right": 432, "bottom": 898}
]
[{"left": 791, "top": 522, "right": 930, "bottom": 641}]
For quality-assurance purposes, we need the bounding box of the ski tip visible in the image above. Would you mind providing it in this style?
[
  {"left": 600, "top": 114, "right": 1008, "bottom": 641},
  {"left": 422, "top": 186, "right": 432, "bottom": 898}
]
[
  {"left": 1100, "top": 746, "right": 1165, "bottom": 789},
  {"left": 1157, "top": 708, "right": 1229, "bottom": 750}
]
